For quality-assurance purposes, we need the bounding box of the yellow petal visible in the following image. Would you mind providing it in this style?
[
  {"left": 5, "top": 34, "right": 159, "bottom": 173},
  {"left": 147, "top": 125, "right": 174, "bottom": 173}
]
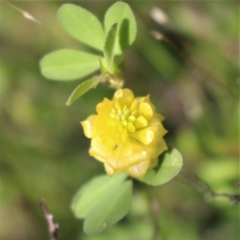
[
  {"left": 121, "top": 141, "right": 133, "bottom": 156},
  {"left": 134, "top": 116, "right": 148, "bottom": 128},
  {"left": 113, "top": 99, "right": 121, "bottom": 112},
  {"left": 127, "top": 122, "right": 135, "bottom": 133},
  {"left": 114, "top": 88, "right": 134, "bottom": 108},
  {"left": 105, "top": 141, "right": 133, "bottom": 170},
  {"left": 80, "top": 115, "right": 97, "bottom": 138},
  {"left": 138, "top": 101, "right": 153, "bottom": 120},
  {"left": 114, "top": 89, "right": 124, "bottom": 98},
  {"left": 148, "top": 114, "right": 165, "bottom": 127},
  {"left": 127, "top": 151, "right": 149, "bottom": 165},
  {"left": 96, "top": 98, "right": 112, "bottom": 115},
  {"left": 89, "top": 137, "right": 111, "bottom": 162},
  {"left": 144, "top": 95, "right": 156, "bottom": 113},
  {"left": 102, "top": 137, "right": 116, "bottom": 149},
  {"left": 130, "top": 99, "right": 138, "bottom": 111},
  {"left": 155, "top": 124, "right": 168, "bottom": 139},
  {"left": 121, "top": 128, "right": 128, "bottom": 141},
  {"left": 128, "top": 115, "right": 136, "bottom": 122},
  {"left": 104, "top": 162, "right": 115, "bottom": 176},
  {"left": 130, "top": 127, "right": 157, "bottom": 145},
  {"left": 152, "top": 139, "right": 168, "bottom": 159},
  {"left": 127, "top": 161, "right": 150, "bottom": 178},
  {"left": 92, "top": 155, "right": 105, "bottom": 162}
]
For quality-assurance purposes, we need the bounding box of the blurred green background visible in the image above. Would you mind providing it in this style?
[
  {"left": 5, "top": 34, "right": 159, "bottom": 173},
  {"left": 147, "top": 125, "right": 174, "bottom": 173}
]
[{"left": 1, "top": 1, "right": 239, "bottom": 240}]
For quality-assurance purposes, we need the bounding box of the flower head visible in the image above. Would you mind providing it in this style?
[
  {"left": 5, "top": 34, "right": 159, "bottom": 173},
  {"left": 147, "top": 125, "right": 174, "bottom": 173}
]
[{"left": 81, "top": 89, "right": 168, "bottom": 178}]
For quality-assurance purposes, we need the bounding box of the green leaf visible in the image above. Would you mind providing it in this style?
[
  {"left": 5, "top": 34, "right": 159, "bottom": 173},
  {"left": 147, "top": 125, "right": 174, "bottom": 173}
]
[
  {"left": 138, "top": 149, "right": 183, "bottom": 186},
  {"left": 103, "top": 23, "right": 118, "bottom": 71},
  {"left": 58, "top": 4, "right": 105, "bottom": 50},
  {"left": 104, "top": 2, "right": 137, "bottom": 55},
  {"left": 71, "top": 173, "right": 128, "bottom": 219},
  {"left": 66, "top": 75, "right": 104, "bottom": 105},
  {"left": 40, "top": 49, "right": 100, "bottom": 81},
  {"left": 84, "top": 180, "right": 132, "bottom": 235}
]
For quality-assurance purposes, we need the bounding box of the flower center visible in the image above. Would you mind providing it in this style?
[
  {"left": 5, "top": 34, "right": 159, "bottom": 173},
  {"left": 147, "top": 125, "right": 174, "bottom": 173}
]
[
  {"left": 109, "top": 102, "right": 152, "bottom": 136},
  {"left": 110, "top": 105, "right": 137, "bottom": 127}
]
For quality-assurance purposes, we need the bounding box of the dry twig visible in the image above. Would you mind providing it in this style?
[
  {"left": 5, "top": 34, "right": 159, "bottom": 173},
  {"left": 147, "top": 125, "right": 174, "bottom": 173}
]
[{"left": 40, "top": 198, "right": 59, "bottom": 240}]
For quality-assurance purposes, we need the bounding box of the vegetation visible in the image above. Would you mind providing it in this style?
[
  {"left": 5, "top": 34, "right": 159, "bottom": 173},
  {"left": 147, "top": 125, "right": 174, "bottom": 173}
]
[{"left": 1, "top": 1, "right": 239, "bottom": 240}]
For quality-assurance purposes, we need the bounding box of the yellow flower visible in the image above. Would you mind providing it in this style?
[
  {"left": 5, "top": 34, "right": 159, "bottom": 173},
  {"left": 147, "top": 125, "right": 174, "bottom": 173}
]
[{"left": 81, "top": 89, "right": 168, "bottom": 178}]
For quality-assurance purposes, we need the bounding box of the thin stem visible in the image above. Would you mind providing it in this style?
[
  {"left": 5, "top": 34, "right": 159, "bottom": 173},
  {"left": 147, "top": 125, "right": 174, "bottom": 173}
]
[{"left": 176, "top": 172, "right": 240, "bottom": 205}]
